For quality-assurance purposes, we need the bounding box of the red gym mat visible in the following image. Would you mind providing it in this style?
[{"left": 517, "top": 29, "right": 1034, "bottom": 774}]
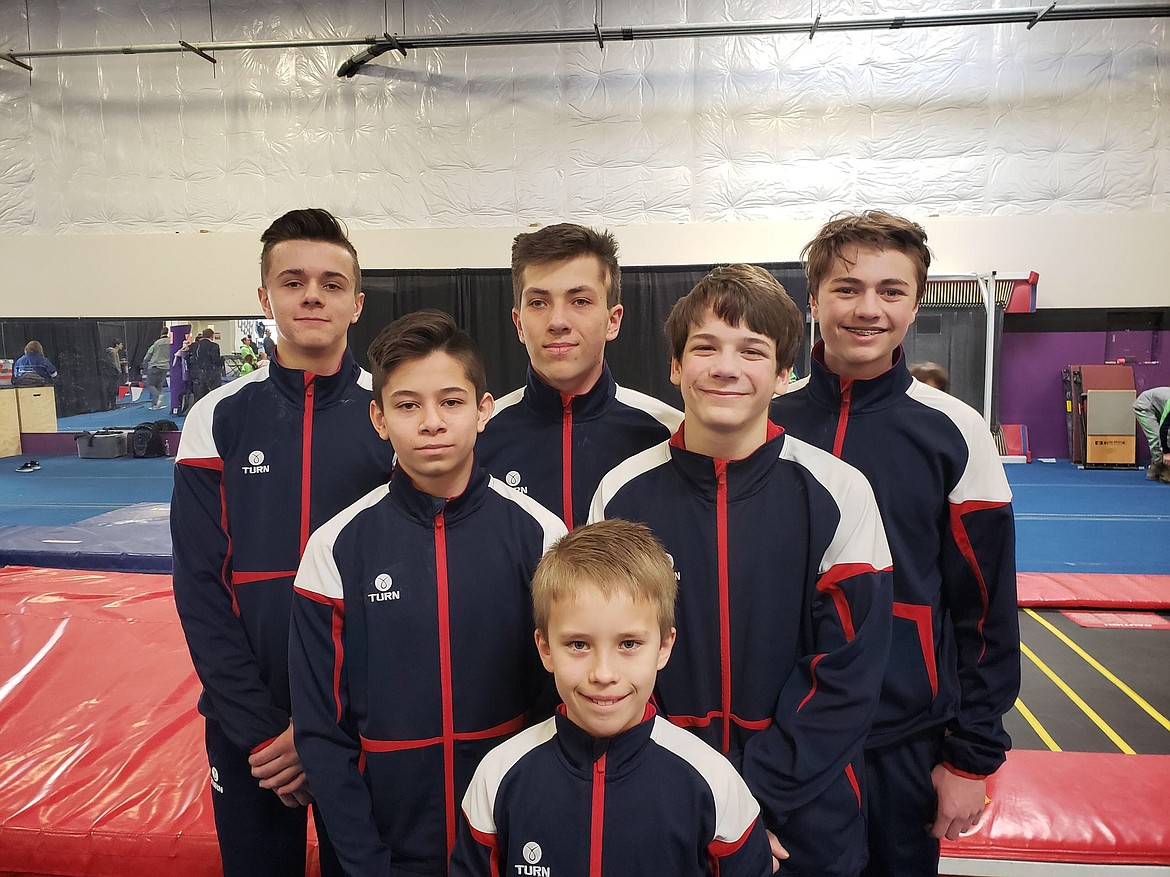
[
  {"left": 1017, "top": 572, "right": 1170, "bottom": 609},
  {"left": 941, "top": 749, "right": 1170, "bottom": 869},
  {"left": 0, "top": 566, "right": 319, "bottom": 877},
  {"left": 1062, "top": 610, "right": 1170, "bottom": 630}
]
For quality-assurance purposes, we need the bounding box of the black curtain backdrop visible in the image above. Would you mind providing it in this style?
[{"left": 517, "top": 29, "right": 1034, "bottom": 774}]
[
  {"left": 1, "top": 318, "right": 169, "bottom": 416},
  {"left": 353, "top": 263, "right": 808, "bottom": 407}
]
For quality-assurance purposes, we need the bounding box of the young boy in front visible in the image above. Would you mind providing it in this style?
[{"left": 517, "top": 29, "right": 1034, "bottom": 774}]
[
  {"left": 477, "top": 223, "right": 682, "bottom": 528},
  {"left": 451, "top": 519, "right": 771, "bottom": 877},
  {"left": 288, "top": 309, "right": 566, "bottom": 876},
  {"left": 770, "top": 211, "right": 1019, "bottom": 876},
  {"left": 590, "top": 265, "right": 894, "bottom": 876},
  {"left": 172, "top": 208, "right": 395, "bottom": 877}
]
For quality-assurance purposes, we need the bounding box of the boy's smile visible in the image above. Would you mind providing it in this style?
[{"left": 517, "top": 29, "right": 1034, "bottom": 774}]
[
  {"left": 670, "top": 308, "right": 789, "bottom": 460},
  {"left": 536, "top": 586, "right": 674, "bottom": 739},
  {"left": 370, "top": 351, "right": 492, "bottom": 498},
  {"left": 812, "top": 244, "right": 919, "bottom": 382}
]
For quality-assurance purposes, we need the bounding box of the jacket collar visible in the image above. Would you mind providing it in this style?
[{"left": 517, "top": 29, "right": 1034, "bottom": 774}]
[
  {"left": 522, "top": 363, "right": 617, "bottom": 422},
  {"left": 667, "top": 421, "right": 785, "bottom": 499},
  {"left": 267, "top": 347, "right": 361, "bottom": 407},
  {"left": 387, "top": 459, "right": 490, "bottom": 525},
  {"left": 554, "top": 703, "right": 657, "bottom": 778},
  {"left": 806, "top": 341, "right": 912, "bottom": 412}
]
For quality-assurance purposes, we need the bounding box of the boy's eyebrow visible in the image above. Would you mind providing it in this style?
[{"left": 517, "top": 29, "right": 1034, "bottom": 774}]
[
  {"left": 275, "top": 267, "right": 351, "bottom": 282},
  {"left": 523, "top": 284, "right": 598, "bottom": 297},
  {"left": 830, "top": 274, "right": 911, "bottom": 287},
  {"left": 689, "top": 331, "right": 773, "bottom": 347},
  {"left": 387, "top": 387, "right": 470, "bottom": 398}
]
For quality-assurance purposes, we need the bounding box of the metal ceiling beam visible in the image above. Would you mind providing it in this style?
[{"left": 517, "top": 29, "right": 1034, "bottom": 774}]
[{"left": 1, "top": 4, "right": 1167, "bottom": 76}]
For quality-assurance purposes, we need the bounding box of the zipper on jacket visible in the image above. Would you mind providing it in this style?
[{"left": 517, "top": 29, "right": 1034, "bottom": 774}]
[
  {"left": 589, "top": 751, "right": 607, "bottom": 877},
  {"left": 715, "top": 459, "right": 732, "bottom": 753},
  {"left": 832, "top": 380, "right": 852, "bottom": 459},
  {"left": 299, "top": 376, "right": 316, "bottom": 556},
  {"left": 561, "top": 393, "right": 574, "bottom": 527},
  {"left": 434, "top": 510, "right": 458, "bottom": 856}
]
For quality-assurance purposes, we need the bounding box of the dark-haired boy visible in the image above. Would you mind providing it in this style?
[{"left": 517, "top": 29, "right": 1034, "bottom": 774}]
[
  {"left": 477, "top": 222, "right": 681, "bottom": 527},
  {"left": 289, "top": 310, "right": 566, "bottom": 876},
  {"left": 771, "top": 211, "right": 1019, "bottom": 876},
  {"left": 591, "top": 265, "right": 893, "bottom": 876},
  {"left": 172, "top": 208, "right": 395, "bottom": 876},
  {"left": 452, "top": 519, "right": 771, "bottom": 877}
]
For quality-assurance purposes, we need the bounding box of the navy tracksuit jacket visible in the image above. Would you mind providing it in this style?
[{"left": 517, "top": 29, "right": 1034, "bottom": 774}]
[
  {"left": 171, "top": 349, "right": 395, "bottom": 756},
  {"left": 590, "top": 423, "right": 893, "bottom": 876},
  {"left": 477, "top": 364, "right": 681, "bottom": 527},
  {"left": 289, "top": 464, "right": 567, "bottom": 876},
  {"left": 451, "top": 706, "right": 771, "bottom": 877},
  {"left": 771, "top": 346, "right": 1018, "bottom": 777}
]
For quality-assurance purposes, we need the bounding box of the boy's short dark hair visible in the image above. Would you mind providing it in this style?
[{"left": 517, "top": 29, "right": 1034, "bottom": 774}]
[
  {"left": 910, "top": 361, "right": 950, "bottom": 393},
  {"left": 367, "top": 309, "right": 487, "bottom": 404},
  {"left": 511, "top": 223, "right": 621, "bottom": 309},
  {"left": 532, "top": 519, "right": 676, "bottom": 641},
  {"left": 260, "top": 208, "right": 361, "bottom": 291},
  {"left": 664, "top": 264, "right": 802, "bottom": 374},
  {"left": 803, "top": 210, "right": 932, "bottom": 303}
]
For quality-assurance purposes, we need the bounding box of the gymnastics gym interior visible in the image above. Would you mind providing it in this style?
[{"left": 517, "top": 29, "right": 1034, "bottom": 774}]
[{"left": 1, "top": 3, "right": 1168, "bottom": 875}]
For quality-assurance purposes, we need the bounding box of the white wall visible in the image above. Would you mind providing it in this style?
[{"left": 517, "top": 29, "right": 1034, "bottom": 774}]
[{"left": 1, "top": 211, "right": 1166, "bottom": 317}]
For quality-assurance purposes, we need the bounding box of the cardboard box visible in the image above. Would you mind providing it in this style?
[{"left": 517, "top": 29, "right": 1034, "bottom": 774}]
[
  {"left": 1085, "top": 434, "right": 1135, "bottom": 465},
  {"left": 76, "top": 430, "right": 128, "bottom": 459}
]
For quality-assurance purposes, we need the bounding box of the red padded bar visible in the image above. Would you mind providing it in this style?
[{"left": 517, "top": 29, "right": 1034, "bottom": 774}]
[
  {"left": 1017, "top": 572, "right": 1170, "bottom": 610},
  {"left": 941, "top": 750, "right": 1170, "bottom": 866}
]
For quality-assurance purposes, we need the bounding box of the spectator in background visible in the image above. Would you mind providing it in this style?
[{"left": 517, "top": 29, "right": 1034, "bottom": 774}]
[
  {"left": 101, "top": 339, "right": 125, "bottom": 410},
  {"left": 143, "top": 328, "right": 171, "bottom": 410},
  {"left": 1134, "top": 386, "right": 1170, "bottom": 482},
  {"left": 910, "top": 361, "right": 950, "bottom": 393},
  {"left": 12, "top": 341, "right": 57, "bottom": 387},
  {"left": 188, "top": 329, "right": 224, "bottom": 401},
  {"left": 263, "top": 328, "right": 276, "bottom": 360}
]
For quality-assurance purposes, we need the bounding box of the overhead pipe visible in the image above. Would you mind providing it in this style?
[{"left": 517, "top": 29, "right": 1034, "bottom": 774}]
[{"left": 1, "top": 4, "right": 1167, "bottom": 76}]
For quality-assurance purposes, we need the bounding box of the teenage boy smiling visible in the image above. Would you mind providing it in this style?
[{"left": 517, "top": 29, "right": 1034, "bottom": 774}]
[
  {"left": 591, "top": 265, "right": 893, "bottom": 876},
  {"left": 289, "top": 310, "right": 565, "bottom": 877},
  {"left": 771, "top": 211, "right": 1019, "bottom": 877},
  {"left": 478, "top": 223, "right": 681, "bottom": 528}
]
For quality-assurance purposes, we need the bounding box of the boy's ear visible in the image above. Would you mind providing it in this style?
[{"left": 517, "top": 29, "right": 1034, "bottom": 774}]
[
  {"left": 476, "top": 392, "right": 494, "bottom": 433},
  {"left": 669, "top": 357, "right": 682, "bottom": 388},
  {"left": 534, "top": 628, "right": 555, "bottom": 674},
  {"left": 656, "top": 627, "right": 676, "bottom": 671},
  {"left": 369, "top": 399, "right": 390, "bottom": 441}
]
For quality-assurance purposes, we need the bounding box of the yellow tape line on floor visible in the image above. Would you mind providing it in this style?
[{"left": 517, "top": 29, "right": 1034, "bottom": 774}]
[
  {"left": 1019, "top": 641, "right": 1135, "bottom": 754},
  {"left": 1012, "top": 697, "right": 1062, "bottom": 751},
  {"left": 1023, "top": 607, "right": 1170, "bottom": 734}
]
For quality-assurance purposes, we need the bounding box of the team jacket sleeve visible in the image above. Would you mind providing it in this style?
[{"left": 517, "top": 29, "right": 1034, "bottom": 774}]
[
  {"left": 449, "top": 768, "right": 498, "bottom": 877},
  {"left": 170, "top": 418, "right": 289, "bottom": 752},
  {"left": 289, "top": 524, "right": 390, "bottom": 876},
  {"left": 741, "top": 461, "right": 893, "bottom": 827},
  {"left": 940, "top": 432, "right": 1020, "bottom": 778}
]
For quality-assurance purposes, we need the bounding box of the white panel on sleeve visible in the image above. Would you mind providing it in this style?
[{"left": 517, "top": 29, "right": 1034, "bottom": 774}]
[
  {"left": 487, "top": 478, "right": 569, "bottom": 552},
  {"left": 460, "top": 717, "right": 558, "bottom": 835},
  {"left": 614, "top": 385, "right": 684, "bottom": 432},
  {"left": 649, "top": 717, "right": 760, "bottom": 844},
  {"left": 907, "top": 383, "right": 1013, "bottom": 505},
  {"left": 174, "top": 368, "right": 270, "bottom": 463},
  {"left": 487, "top": 386, "right": 525, "bottom": 419},
  {"left": 587, "top": 440, "right": 673, "bottom": 523},
  {"left": 779, "top": 435, "right": 893, "bottom": 574},
  {"left": 293, "top": 484, "right": 389, "bottom": 601}
]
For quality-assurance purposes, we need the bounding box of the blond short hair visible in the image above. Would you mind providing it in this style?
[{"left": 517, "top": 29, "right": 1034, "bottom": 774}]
[{"left": 532, "top": 519, "right": 676, "bottom": 640}]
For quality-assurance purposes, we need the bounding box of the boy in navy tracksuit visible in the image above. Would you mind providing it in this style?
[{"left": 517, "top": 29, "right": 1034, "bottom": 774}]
[
  {"left": 451, "top": 519, "right": 771, "bottom": 877},
  {"left": 172, "top": 209, "right": 395, "bottom": 876},
  {"left": 289, "top": 310, "right": 567, "bottom": 876},
  {"left": 477, "top": 223, "right": 681, "bottom": 528},
  {"left": 770, "top": 211, "right": 1019, "bottom": 876},
  {"left": 590, "top": 265, "right": 894, "bottom": 876}
]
